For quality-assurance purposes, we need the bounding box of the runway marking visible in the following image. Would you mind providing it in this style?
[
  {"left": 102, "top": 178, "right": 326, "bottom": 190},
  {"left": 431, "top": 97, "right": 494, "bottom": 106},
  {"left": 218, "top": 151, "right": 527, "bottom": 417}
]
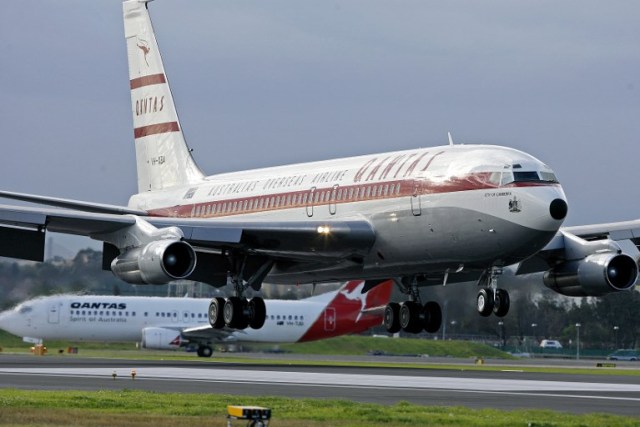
[{"left": 3, "top": 366, "right": 640, "bottom": 396}]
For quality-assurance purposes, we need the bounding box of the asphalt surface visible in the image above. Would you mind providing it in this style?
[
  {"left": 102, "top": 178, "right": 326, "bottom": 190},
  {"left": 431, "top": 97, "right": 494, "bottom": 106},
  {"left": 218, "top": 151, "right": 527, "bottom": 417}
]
[{"left": 1, "top": 353, "right": 640, "bottom": 416}]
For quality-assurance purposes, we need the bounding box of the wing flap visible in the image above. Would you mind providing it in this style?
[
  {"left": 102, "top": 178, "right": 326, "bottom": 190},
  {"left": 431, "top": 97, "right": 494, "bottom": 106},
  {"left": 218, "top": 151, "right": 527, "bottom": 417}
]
[{"left": 0, "top": 226, "right": 45, "bottom": 261}]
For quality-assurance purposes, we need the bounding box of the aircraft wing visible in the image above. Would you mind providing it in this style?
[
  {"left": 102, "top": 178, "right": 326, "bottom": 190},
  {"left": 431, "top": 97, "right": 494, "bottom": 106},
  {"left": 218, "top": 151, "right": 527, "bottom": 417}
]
[
  {"left": 0, "top": 203, "right": 376, "bottom": 268},
  {"left": 515, "top": 220, "right": 640, "bottom": 275},
  {"left": 181, "top": 324, "right": 236, "bottom": 342}
]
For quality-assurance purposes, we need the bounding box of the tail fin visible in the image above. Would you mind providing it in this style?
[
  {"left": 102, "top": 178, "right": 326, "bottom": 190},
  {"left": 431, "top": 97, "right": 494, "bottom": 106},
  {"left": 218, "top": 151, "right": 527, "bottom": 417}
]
[
  {"left": 123, "top": 0, "right": 204, "bottom": 193},
  {"left": 298, "top": 280, "right": 394, "bottom": 342}
]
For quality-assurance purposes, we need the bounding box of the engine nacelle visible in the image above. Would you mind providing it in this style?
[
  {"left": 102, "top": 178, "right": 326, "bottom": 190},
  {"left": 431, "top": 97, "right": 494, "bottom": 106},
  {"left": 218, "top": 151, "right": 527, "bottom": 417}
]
[
  {"left": 141, "top": 327, "right": 183, "bottom": 350},
  {"left": 543, "top": 253, "right": 638, "bottom": 297},
  {"left": 111, "top": 240, "right": 196, "bottom": 284}
]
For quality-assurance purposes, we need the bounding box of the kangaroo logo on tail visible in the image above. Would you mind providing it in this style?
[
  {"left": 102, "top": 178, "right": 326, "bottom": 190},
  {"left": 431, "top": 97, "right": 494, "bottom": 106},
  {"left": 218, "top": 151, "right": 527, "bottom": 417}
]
[
  {"left": 136, "top": 37, "right": 151, "bottom": 67},
  {"left": 339, "top": 282, "right": 368, "bottom": 323}
]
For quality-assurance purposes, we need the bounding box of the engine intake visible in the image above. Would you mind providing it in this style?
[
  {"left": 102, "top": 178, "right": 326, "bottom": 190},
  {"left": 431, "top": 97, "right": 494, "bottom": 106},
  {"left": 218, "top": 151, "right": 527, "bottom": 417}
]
[
  {"left": 142, "top": 327, "right": 184, "bottom": 350},
  {"left": 111, "top": 240, "right": 196, "bottom": 284},
  {"left": 543, "top": 253, "right": 638, "bottom": 297}
]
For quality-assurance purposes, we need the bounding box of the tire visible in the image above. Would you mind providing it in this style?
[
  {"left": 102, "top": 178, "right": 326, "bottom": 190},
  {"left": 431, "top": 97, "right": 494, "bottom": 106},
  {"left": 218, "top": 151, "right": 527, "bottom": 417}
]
[
  {"left": 400, "top": 301, "right": 422, "bottom": 333},
  {"left": 248, "top": 297, "right": 267, "bottom": 329},
  {"left": 224, "top": 297, "right": 248, "bottom": 329},
  {"left": 384, "top": 302, "right": 401, "bottom": 333},
  {"left": 208, "top": 297, "right": 226, "bottom": 328},
  {"left": 423, "top": 301, "right": 442, "bottom": 333},
  {"left": 197, "top": 345, "right": 213, "bottom": 358},
  {"left": 477, "top": 288, "right": 494, "bottom": 317},
  {"left": 493, "top": 289, "right": 510, "bottom": 317}
]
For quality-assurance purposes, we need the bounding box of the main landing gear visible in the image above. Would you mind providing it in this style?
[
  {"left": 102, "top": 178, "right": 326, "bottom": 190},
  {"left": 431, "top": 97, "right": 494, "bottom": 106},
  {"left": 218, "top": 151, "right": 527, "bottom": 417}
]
[
  {"left": 476, "top": 267, "right": 510, "bottom": 318},
  {"left": 208, "top": 295, "right": 266, "bottom": 330},
  {"left": 384, "top": 276, "right": 442, "bottom": 334},
  {"left": 208, "top": 256, "right": 272, "bottom": 331}
]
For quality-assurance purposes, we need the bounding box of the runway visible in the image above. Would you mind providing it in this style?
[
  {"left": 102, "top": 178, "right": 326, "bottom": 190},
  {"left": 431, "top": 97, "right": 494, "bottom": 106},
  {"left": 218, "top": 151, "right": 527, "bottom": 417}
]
[{"left": 1, "top": 354, "right": 640, "bottom": 415}]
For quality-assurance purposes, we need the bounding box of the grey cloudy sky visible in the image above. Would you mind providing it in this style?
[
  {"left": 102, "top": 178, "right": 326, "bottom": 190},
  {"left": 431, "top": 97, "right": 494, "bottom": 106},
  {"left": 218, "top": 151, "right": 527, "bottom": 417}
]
[{"left": 1, "top": 1, "right": 639, "bottom": 252}]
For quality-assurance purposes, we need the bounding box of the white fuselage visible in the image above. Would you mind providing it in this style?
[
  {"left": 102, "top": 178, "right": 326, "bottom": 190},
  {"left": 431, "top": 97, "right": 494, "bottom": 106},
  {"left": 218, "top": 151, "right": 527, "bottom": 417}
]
[
  {"left": 0, "top": 294, "right": 335, "bottom": 344},
  {"left": 130, "top": 144, "right": 567, "bottom": 283}
]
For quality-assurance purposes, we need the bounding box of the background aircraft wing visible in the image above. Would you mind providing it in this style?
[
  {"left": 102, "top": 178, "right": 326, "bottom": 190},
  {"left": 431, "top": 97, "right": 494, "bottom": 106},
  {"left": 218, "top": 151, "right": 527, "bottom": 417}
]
[{"left": 181, "top": 324, "right": 236, "bottom": 342}]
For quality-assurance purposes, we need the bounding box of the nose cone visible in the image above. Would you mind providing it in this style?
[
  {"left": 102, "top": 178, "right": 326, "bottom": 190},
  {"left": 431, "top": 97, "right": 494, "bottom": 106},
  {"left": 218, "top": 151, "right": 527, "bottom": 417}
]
[
  {"left": 550, "top": 198, "right": 568, "bottom": 220},
  {"left": 0, "top": 309, "right": 16, "bottom": 333}
]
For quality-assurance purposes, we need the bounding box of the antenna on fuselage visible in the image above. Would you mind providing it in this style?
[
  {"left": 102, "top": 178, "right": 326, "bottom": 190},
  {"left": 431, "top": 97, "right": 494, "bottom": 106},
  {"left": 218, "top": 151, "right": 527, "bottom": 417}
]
[{"left": 448, "top": 132, "right": 454, "bottom": 146}]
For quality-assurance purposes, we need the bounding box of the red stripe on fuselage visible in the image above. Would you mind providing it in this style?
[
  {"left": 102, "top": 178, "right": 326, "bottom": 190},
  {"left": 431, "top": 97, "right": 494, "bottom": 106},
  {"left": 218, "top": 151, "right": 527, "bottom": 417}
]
[
  {"left": 130, "top": 73, "right": 167, "bottom": 89},
  {"left": 134, "top": 122, "right": 180, "bottom": 139},
  {"left": 145, "top": 175, "right": 558, "bottom": 219}
]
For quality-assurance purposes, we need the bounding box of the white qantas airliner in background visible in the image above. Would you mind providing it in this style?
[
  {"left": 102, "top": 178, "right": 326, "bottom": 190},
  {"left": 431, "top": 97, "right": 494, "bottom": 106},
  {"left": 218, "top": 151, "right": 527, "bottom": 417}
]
[
  {"left": 0, "top": 280, "right": 393, "bottom": 357},
  {"left": 0, "top": 1, "right": 638, "bottom": 337}
]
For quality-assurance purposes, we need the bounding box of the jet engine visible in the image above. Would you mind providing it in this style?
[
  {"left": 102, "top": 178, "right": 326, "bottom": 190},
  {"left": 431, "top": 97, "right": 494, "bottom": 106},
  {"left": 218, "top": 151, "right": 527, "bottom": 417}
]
[
  {"left": 111, "top": 239, "right": 196, "bottom": 285},
  {"left": 141, "top": 327, "right": 183, "bottom": 350},
  {"left": 543, "top": 253, "right": 638, "bottom": 297}
]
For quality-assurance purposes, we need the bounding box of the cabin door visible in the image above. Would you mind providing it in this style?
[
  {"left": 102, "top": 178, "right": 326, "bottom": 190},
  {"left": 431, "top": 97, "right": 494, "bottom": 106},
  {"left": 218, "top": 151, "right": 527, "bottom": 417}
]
[
  {"left": 410, "top": 183, "right": 422, "bottom": 216},
  {"left": 48, "top": 304, "right": 60, "bottom": 324},
  {"left": 306, "top": 187, "right": 316, "bottom": 217},
  {"left": 329, "top": 184, "right": 339, "bottom": 215},
  {"left": 323, "top": 307, "right": 336, "bottom": 331}
]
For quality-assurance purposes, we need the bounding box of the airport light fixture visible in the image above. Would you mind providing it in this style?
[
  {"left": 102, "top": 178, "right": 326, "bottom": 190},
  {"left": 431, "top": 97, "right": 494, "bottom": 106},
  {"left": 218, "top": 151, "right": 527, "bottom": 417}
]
[
  {"left": 575, "top": 323, "right": 582, "bottom": 360},
  {"left": 614, "top": 325, "right": 620, "bottom": 349}
]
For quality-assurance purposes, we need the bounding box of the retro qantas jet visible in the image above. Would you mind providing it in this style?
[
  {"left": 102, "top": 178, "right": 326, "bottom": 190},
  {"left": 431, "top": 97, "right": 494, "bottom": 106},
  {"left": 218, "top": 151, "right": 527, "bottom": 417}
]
[
  {"left": 0, "top": 280, "right": 393, "bottom": 357},
  {"left": 0, "top": 0, "right": 638, "bottom": 336}
]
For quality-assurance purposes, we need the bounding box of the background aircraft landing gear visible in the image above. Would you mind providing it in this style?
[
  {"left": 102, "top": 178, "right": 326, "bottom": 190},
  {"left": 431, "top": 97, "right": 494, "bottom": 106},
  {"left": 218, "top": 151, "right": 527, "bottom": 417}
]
[{"left": 197, "top": 345, "right": 213, "bottom": 358}]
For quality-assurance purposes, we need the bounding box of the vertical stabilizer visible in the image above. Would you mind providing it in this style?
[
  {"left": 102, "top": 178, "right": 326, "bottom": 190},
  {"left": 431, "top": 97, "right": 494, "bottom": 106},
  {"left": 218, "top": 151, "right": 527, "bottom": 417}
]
[
  {"left": 298, "top": 280, "right": 394, "bottom": 342},
  {"left": 123, "top": 0, "right": 204, "bottom": 193}
]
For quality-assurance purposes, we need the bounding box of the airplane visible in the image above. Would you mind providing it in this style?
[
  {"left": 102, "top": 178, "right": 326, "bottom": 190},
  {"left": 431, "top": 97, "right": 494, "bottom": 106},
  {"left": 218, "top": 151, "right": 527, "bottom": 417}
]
[
  {"left": 0, "top": 280, "right": 393, "bottom": 357},
  {"left": 0, "top": 0, "right": 638, "bottom": 337}
]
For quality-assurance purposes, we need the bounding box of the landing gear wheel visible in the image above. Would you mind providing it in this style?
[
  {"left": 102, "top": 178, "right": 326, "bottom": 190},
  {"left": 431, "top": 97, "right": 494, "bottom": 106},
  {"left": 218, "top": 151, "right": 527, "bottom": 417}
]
[
  {"left": 493, "top": 288, "right": 510, "bottom": 317},
  {"left": 477, "top": 288, "right": 494, "bottom": 317},
  {"left": 384, "top": 302, "right": 401, "bottom": 333},
  {"left": 197, "top": 345, "right": 213, "bottom": 358},
  {"left": 208, "top": 297, "right": 226, "bottom": 329},
  {"left": 248, "top": 297, "right": 267, "bottom": 330},
  {"left": 423, "top": 301, "right": 442, "bottom": 333},
  {"left": 224, "top": 296, "right": 248, "bottom": 329},
  {"left": 400, "top": 301, "right": 422, "bottom": 333}
]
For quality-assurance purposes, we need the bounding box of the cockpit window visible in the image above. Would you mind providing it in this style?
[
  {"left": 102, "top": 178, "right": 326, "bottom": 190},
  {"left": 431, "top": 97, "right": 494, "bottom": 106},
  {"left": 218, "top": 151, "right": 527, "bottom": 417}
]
[
  {"left": 513, "top": 171, "right": 541, "bottom": 182},
  {"left": 19, "top": 305, "right": 33, "bottom": 314},
  {"left": 539, "top": 171, "right": 558, "bottom": 183},
  {"left": 501, "top": 170, "right": 559, "bottom": 186}
]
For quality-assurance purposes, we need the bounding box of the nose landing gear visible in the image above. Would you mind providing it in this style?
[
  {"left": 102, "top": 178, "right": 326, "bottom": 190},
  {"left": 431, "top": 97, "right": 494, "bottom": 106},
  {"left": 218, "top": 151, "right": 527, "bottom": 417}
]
[{"left": 476, "top": 267, "right": 510, "bottom": 318}]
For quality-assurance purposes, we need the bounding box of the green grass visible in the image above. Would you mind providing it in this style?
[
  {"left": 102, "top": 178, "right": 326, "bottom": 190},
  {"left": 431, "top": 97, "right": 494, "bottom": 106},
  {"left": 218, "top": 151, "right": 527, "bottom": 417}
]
[
  {"left": 1, "top": 331, "right": 510, "bottom": 358},
  {"left": 0, "top": 389, "right": 638, "bottom": 427},
  {"left": 5, "top": 330, "right": 640, "bottom": 377},
  {"left": 247, "top": 335, "right": 515, "bottom": 358}
]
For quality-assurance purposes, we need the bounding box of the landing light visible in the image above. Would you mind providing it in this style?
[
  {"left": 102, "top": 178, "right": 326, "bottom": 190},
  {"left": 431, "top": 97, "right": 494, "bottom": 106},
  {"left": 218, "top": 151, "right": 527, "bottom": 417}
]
[{"left": 317, "top": 225, "right": 331, "bottom": 235}]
